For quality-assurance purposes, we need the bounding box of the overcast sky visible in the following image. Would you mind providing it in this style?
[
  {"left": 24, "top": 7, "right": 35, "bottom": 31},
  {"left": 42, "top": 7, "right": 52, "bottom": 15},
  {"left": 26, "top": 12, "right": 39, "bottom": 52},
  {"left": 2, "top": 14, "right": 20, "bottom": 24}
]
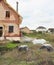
[{"left": 7, "top": 0, "right": 54, "bottom": 30}]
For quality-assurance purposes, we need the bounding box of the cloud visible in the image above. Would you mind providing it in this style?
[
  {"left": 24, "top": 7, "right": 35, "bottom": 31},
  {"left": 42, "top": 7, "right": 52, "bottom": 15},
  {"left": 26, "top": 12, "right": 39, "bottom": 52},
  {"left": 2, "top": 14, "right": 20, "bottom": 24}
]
[{"left": 7, "top": 0, "right": 54, "bottom": 29}]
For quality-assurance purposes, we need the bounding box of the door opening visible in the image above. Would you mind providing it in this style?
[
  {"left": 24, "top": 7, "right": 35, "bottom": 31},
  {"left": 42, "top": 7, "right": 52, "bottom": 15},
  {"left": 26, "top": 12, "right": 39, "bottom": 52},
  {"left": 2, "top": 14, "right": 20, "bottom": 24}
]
[{"left": 0, "top": 27, "right": 3, "bottom": 37}]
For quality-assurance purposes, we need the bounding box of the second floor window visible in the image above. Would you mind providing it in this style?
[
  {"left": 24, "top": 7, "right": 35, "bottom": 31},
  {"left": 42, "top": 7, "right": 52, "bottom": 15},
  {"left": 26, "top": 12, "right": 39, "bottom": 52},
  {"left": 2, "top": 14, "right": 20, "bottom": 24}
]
[{"left": 6, "top": 11, "right": 10, "bottom": 18}]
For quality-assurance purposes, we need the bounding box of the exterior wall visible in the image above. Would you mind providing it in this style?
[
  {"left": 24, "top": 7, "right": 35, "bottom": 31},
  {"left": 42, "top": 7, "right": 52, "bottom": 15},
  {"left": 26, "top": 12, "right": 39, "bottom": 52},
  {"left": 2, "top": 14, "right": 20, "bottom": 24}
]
[
  {"left": 0, "top": 23, "right": 20, "bottom": 41},
  {"left": 21, "top": 28, "right": 33, "bottom": 34},
  {"left": 0, "top": 2, "right": 16, "bottom": 20},
  {"left": 7, "top": 23, "right": 19, "bottom": 34},
  {"left": 36, "top": 29, "right": 47, "bottom": 32},
  {"left": 0, "top": 37, "right": 20, "bottom": 41},
  {"left": 0, "top": 23, "right": 20, "bottom": 36},
  {"left": 0, "top": 37, "right": 4, "bottom": 40},
  {"left": 36, "top": 29, "right": 47, "bottom": 33},
  {"left": 6, "top": 37, "right": 20, "bottom": 41}
]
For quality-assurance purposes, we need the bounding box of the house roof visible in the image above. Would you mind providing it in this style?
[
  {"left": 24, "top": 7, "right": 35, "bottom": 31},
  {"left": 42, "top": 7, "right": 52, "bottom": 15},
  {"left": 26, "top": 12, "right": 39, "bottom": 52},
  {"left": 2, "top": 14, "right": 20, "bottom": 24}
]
[
  {"left": 21, "top": 27, "right": 30, "bottom": 30},
  {"left": 48, "top": 28, "right": 54, "bottom": 30},
  {"left": 3, "top": 0, "right": 6, "bottom": 2},
  {"left": 0, "top": 0, "right": 23, "bottom": 24},
  {"left": 0, "top": 0, "right": 6, "bottom": 2},
  {"left": 36, "top": 26, "right": 46, "bottom": 29}
]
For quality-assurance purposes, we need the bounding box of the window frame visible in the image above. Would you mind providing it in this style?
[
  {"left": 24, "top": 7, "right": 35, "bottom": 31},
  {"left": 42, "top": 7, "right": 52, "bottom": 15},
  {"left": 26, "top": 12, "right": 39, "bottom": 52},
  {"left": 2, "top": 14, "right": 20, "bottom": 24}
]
[
  {"left": 6, "top": 10, "right": 10, "bottom": 18},
  {"left": 8, "top": 26, "right": 14, "bottom": 33}
]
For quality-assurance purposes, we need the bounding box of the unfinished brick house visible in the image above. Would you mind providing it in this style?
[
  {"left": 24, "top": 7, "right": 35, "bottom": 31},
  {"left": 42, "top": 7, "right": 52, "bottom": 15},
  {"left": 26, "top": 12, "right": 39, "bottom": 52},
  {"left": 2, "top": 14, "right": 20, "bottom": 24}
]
[
  {"left": 21, "top": 27, "right": 33, "bottom": 34},
  {"left": 0, "top": 0, "right": 22, "bottom": 41}
]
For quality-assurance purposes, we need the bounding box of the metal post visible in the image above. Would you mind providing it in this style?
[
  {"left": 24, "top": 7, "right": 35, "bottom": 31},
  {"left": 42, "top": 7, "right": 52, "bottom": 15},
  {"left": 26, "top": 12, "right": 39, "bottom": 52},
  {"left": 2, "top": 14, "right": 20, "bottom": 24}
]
[{"left": 16, "top": 2, "right": 18, "bottom": 13}]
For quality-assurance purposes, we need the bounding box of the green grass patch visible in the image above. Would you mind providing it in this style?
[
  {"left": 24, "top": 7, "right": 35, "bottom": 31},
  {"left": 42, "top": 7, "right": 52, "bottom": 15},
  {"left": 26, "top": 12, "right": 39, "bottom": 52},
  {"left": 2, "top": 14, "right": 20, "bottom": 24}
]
[
  {"left": 5, "top": 42, "right": 18, "bottom": 48},
  {"left": 0, "top": 42, "right": 18, "bottom": 49}
]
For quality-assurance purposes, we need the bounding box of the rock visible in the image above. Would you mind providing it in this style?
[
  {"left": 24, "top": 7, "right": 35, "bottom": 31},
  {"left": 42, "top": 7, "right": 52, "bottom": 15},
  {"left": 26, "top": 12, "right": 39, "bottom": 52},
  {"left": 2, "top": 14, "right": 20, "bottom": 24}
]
[
  {"left": 40, "top": 44, "right": 54, "bottom": 52},
  {"left": 18, "top": 45, "right": 29, "bottom": 51}
]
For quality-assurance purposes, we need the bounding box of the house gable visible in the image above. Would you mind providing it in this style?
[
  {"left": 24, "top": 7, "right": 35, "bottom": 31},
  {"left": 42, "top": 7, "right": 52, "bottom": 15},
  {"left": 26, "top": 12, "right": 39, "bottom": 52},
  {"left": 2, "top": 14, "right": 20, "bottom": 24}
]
[
  {"left": 0, "top": 3, "right": 16, "bottom": 20},
  {"left": 0, "top": 0, "right": 22, "bottom": 24}
]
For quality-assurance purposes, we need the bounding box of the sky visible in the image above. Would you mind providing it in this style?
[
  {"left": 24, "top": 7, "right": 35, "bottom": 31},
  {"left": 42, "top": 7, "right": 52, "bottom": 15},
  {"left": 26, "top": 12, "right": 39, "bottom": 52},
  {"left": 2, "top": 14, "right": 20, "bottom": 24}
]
[{"left": 7, "top": 0, "right": 54, "bottom": 30}]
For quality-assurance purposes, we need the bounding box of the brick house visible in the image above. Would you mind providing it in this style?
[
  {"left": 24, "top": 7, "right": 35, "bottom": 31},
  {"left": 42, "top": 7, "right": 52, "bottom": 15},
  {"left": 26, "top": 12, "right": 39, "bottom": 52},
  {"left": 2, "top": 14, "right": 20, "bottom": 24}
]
[
  {"left": 0, "top": 0, "right": 22, "bottom": 41},
  {"left": 20, "top": 27, "right": 33, "bottom": 34}
]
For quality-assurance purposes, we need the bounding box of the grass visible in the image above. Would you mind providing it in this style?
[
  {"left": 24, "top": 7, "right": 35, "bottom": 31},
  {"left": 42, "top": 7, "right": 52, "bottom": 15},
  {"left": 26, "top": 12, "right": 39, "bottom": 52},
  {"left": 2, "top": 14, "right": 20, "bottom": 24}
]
[
  {"left": 0, "top": 33, "right": 54, "bottom": 65},
  {"left": 0, "top": 42, "right": 18, "bottom": 49},
  {"left": 5, "top": 42, "right": 18, "bottom": 48},
  {"left": 24, "top": 32, "right": 54, "bottom": 42},
  {"left": 0, "top": 50, "right": 54, "bottom": 65}
]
